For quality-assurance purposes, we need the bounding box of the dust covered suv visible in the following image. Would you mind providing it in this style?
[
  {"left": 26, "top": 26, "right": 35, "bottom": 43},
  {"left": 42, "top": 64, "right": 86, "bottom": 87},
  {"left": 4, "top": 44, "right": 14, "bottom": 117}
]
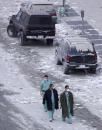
[
  {"left": 55, "top": 37, "right": 97, "bottom": 74},
  {"left": 7, "top": 2, "right": 57, "bottom": 45}
]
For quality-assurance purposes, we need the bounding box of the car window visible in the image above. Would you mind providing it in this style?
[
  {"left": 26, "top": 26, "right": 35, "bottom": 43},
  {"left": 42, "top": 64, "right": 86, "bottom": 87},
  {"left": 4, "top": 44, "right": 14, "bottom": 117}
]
[
  {"left": 29, "top": 16, "right": 52, "bottom": 25},
  {"left": 24, "top": 14, "right": 29, "bottom": 25},
  {"left": 16, "top": 10, "right": 22, "bottom": 21},
  {"left": 20, "top": 13, "right": 26, "bottom": 21},
  {"left": 69, "top": 43, "right": 93, "bottom": 54},
  {"left": 42, "top": 17, "right": 52, "bottom": 24},
  {"left": 20, "top": 13, "right": 29, "bottom": 25}
]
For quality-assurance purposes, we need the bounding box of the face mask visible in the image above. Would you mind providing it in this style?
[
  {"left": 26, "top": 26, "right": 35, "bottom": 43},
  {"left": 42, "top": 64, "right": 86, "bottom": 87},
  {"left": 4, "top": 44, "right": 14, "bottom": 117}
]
[
  {"left": 66, "top": 89, "right": 70, "bottom": 92},
  {"left": 44, "top": 78, "right": 48, "bottom": 81},
  {"left": 65, "top": 91, "right": 68, "bottom": 95}
]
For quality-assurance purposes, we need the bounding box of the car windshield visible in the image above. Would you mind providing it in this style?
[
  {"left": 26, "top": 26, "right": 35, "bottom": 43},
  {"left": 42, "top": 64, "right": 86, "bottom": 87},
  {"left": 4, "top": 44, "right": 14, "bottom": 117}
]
[{"left": 69, "top": 43, "right": 94, "bottom": 54}]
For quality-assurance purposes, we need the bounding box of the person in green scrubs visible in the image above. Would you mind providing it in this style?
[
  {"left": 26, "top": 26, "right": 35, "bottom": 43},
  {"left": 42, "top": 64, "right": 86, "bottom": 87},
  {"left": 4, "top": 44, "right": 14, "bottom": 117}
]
[{"left": 60, "top": 85, "right": 74, "bottom": 124}]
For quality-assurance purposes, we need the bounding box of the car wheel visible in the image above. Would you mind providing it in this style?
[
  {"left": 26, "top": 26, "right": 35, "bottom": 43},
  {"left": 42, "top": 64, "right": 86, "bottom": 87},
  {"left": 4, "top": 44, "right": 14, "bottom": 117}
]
[
  {"left": 46, "top": 39, "right": 53, "bottom": 46},
  {"left": 63, "top": 62, "right": 71, "bottom": 74},
  {"left": 57, "top": 59, "right": 62, "bottom": 65},
  {"left": 7, "top": 25, "right": 17, "bottom": 37},
  {"left": 89, "top": 68, "right": 96, "bottom": 74},
  {"left": 19, "top": 32, "right": 27, "bottom": 46},
  {"left": 64, "top": 67, "right": 70, "bottom": 74}
]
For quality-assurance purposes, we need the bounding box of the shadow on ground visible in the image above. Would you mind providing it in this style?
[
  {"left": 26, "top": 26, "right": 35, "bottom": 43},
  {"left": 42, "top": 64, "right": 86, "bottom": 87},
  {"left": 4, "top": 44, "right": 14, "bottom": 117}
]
[
  {"left": 66, "top": 20, "right": 102, "bottom": 44},
  {"left": 75, "top": 103, "right": 102, "bottom": 130},
  {"left": 0, "top": 85, "right": 47, "bottom": 130}
]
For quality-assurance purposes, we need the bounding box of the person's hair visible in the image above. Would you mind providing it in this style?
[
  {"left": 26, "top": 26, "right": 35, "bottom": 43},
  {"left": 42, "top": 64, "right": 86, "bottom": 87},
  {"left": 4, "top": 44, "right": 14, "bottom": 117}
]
[
  {"left": 44, "top": 75, "right": 48, "bottom": 78},
  {"left": 49, "top": 83, "right": 53, "bottom": 88},
  {"left": 65, "top": 85, "right": 69, "bottom": 89}
]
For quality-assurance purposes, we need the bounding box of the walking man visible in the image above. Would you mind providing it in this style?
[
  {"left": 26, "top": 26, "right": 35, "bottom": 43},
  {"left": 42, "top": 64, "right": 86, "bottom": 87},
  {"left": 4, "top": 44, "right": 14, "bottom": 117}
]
[
  {"left": 60, "top": 85, "right": 74, "bottom": 124},
  {"left": 43, "top": 84, "right": 59, "bottom": 122},
  {"left": 40, "top": 75, "right": 52, "bottom": 111}
]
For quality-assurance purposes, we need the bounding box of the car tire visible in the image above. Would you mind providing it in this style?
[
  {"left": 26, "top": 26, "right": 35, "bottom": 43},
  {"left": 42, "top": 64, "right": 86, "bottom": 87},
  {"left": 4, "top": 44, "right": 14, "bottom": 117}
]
[
  {"left": 63, "top": 62, "right": 71, "bottom": 74},
  {"left": 64, "top": 67, "right": 70, "bottom": 74},
  {"left": 7, "top": 25, "right": 17, "bottom": 37},
  {"left": 19, "top": 32, "right": 27, "bottom": 46},
  {"left": 89, "top": 68, "right": 96, "bottom": 74},
  {"left": 56, "top": 59, "right": 62, "bottom": 65},
  {"left": 46, "top": 39, "right": 53, "bottom": 46}
]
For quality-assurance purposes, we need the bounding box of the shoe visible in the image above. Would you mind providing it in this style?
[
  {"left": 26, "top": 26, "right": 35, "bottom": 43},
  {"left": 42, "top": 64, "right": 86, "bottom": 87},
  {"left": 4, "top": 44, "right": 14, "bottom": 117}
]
[
  {"left": 49, "top": 119, "right": 53, "bottom": 122},
  {"left": 44, "top": 110, "right": 47, "bottom": 112},
  {"left": 67, "top": 121, "right": 72, "bottom": 124},
  {"left": 67, "top": 119, "right": 72, "bottom": 124},
  {"left": 62, "top": 118, "right": 65, "bottom": 122}
]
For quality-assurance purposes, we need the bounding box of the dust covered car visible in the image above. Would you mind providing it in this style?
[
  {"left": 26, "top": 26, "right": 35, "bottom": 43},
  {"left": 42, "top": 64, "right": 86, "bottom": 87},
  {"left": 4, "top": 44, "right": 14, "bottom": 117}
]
[
  {"left": 7, "top": 1, "right": 57, "bottom": 45},
  {"left": 55, "top": 37, "right": 97, "bottom": 74}
]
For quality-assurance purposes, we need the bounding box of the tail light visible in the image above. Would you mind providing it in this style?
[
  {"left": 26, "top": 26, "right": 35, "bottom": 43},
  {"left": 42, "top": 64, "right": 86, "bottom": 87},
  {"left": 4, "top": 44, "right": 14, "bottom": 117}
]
[
  {"left": 94, "top": 51, "right": 97, "bottom": 61},
  {"left": 50, "top": 12, "right": 56, "bottom": 16},
  {"left": 92, "top": 43, "right": 97, "bottom": 61},
  {"left": 65, "top": 55, "right": 71, "bottom": 62}
]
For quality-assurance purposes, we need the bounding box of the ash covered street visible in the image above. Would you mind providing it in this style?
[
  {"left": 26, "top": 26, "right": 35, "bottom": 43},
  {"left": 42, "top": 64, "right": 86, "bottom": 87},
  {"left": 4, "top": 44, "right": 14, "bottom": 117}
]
[{"left": 0, "top": 0, "right": 102, "bottom": 130}]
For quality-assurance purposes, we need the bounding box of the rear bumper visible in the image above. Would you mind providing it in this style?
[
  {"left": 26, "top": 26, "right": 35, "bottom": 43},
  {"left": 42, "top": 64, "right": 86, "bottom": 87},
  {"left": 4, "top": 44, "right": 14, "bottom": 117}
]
[
  {"left": 26, "top": 36, "right": 55, "bottom": 39},
  {"left": 25, "top": 30, "right": 55, "bottom": 37},
  {"left": 66, "top": 63, "right": 97, "bottom": 70}
]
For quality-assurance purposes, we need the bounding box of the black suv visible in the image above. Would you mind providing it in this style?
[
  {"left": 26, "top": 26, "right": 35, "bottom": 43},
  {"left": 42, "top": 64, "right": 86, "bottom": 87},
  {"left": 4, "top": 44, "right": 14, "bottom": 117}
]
[
  {"left": 55, "top": 38, "right": 97, "bottom": 74},
  {"left": 7, "top": 2, "right": 57, "bottom": 45}
]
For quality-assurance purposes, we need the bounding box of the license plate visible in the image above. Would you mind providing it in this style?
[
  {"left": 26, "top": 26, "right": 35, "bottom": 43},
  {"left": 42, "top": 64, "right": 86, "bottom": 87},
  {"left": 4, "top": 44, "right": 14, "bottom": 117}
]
[
  {"left": 79, "top": 65, "right": 85, "bottom": 68},
  {"left": 38, "top": 36, "right": 43, "bottom": 39}
]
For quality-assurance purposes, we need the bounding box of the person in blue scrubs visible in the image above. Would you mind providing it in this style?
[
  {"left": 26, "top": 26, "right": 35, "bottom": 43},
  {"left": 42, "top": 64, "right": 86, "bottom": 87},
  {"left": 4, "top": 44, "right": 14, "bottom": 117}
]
[{"left": 40, "top": 75, "right": 52, "bottom": 111}]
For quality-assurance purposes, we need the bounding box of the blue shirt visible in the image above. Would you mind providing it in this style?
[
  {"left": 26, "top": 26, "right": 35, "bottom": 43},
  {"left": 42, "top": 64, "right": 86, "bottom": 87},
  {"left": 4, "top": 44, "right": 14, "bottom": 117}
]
[
  {"left": 40, "top": 80, "right": 52, "bottom": 92},
  {"left": 65, "top": 92, "right": 70, "bottom": 114}
]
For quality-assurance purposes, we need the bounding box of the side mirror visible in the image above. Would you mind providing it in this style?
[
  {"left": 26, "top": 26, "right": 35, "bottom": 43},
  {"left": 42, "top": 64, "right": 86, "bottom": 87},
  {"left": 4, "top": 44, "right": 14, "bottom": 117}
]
[{"left": 92, "top": 42, "right": 94, "bottom": 46}]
